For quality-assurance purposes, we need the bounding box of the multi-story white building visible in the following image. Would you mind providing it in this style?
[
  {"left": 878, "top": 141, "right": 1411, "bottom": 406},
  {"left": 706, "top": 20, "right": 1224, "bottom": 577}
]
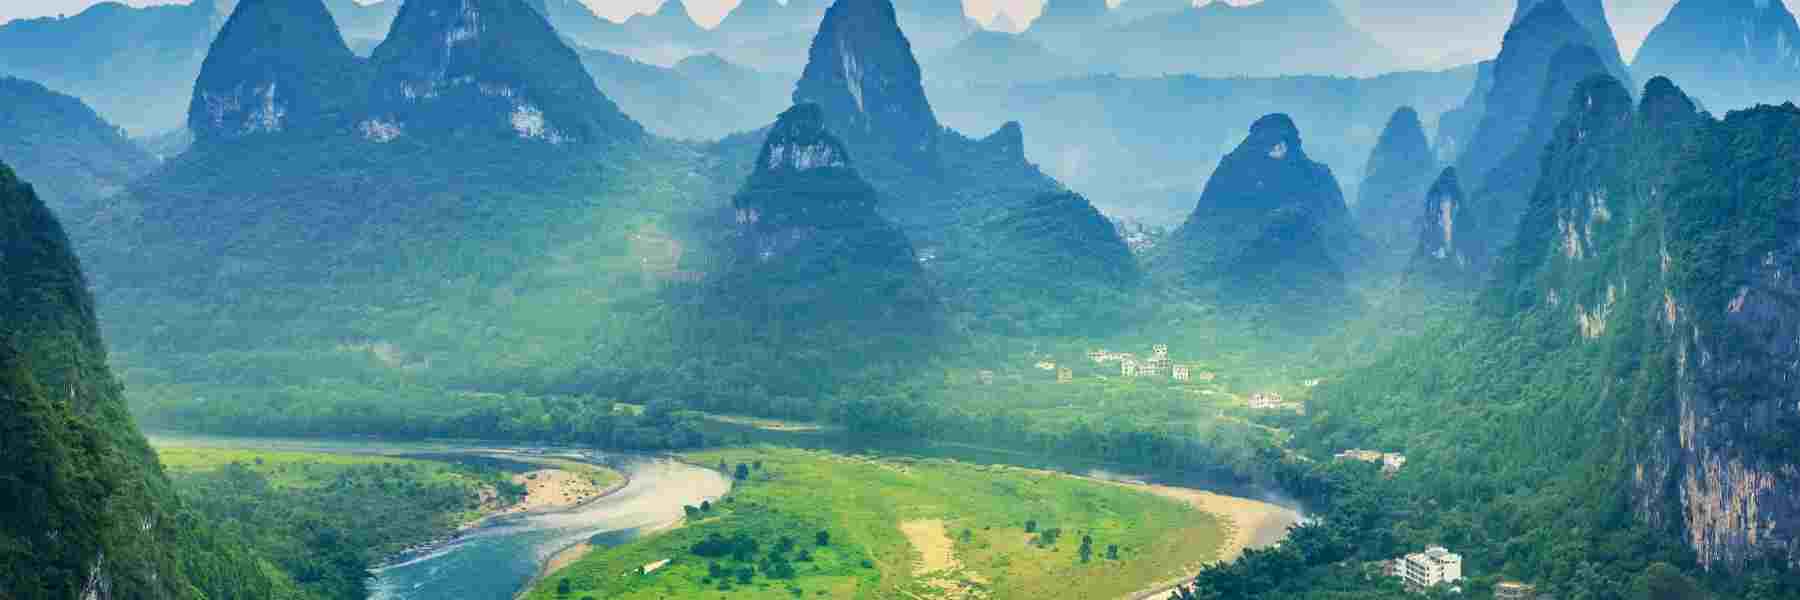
[
  {"left": 1121, "top": 359, "right": 1138, "bottom": 377},
  {"left": 1172, "top": 365, "right": 1191, "bottom": 381},
  {"left": 1401, "top": 547, "right": 1463, "bottom": 590}
]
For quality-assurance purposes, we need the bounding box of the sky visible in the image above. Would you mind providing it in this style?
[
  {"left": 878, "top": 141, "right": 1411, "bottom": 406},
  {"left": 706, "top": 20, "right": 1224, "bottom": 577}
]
[{"left": 4, "top": 0, "right": 1793, "bottom": 63}]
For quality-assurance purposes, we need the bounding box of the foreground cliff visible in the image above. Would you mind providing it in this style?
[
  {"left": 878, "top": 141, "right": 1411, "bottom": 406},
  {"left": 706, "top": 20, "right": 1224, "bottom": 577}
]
[
  {"left": 1, "top": 161, "right": 275, "bottom": 598},
  {"left": 1309, "top": 76, "right": 1800, "bottom": 588}
]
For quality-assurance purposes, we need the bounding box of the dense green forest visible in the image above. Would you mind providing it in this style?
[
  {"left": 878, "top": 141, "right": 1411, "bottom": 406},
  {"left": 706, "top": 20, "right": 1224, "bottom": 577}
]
[
  {"left": 1173, "top": 79, "right": 1800, "bottom": 600},
  {"left": 1, "top": 160, "right": 284, "bottom": 599}
]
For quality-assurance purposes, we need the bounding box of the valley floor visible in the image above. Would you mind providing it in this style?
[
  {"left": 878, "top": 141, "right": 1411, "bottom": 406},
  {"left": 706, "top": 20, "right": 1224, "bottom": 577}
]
[{"left": 525, "top": 446, "right": 1296, "bottom": 600}]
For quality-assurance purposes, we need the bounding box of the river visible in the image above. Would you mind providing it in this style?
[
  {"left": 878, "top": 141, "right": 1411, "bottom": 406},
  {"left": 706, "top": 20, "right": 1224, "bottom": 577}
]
[
  {"left": 151, "top": 430, "right": 1300, "bottom": 600},
  {"left": 148, "top": 434, "right": 732, "bottom": 600},
  {"left": 367, "top": 454, "right": 730, "bottom": 600}
]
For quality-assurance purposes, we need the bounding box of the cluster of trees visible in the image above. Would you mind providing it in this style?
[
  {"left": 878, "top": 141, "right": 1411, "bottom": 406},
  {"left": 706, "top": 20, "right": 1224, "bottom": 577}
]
[
  {"left": 688, "top": 528, "right": 829, "bottom": 587},
  {"left": 172, "top": 460, "right": 512, "bottom": 600}
]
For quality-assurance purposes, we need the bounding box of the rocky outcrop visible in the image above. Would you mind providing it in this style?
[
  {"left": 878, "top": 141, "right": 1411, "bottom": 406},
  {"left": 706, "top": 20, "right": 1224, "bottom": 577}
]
[
  {"left": 1358, "top": 106, "right": 1437, "bottom": 252},
  {"left": 1468, "top": 43, "right": 1613, "bottom": 255},
  {"left": 1633, "top": 0, "right": 1800, "bottom": 111},
  {"left": 1162, "top": 113, "right": 1356, "bottom": 307},
  {"left": 366, "top": 0, "right": 642, "bottom": 144},
  {"left": 793, "top": 0, "right": 941, "bottom": 172},
  {"left": 1407, "top": 167, "right": 1480, "bottom": 282},
  {"left": 188, "top": 0, "right": 364, "bottom": 140},
  {"left": 1496, "top": 74, "right": 1800, "bottom": 572}
]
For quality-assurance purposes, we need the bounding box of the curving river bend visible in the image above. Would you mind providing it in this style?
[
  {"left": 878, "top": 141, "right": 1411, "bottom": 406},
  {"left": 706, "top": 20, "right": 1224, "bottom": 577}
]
[{"left": 367, "top": 454, "right": 730, "bottom": 600}]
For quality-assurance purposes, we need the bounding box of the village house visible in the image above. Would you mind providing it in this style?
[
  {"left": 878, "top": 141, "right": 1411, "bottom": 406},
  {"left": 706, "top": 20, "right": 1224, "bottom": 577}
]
[
  {"left": 1397, "top": 546, "right": 1463, "bottom": 591},
  {"left": 978, "top": 370, "right": 996, "bottom": 385},
  {"left": 1196, "top": 371, "right": 1217, "bottom": 382},
  {"left": 1336, "top": 449, "right": 1407, "bottom": 474},
  {"left": 1248, "top": 392, "right": 1285, "bottom": 409},
  {"left": 1087, "top": 349, "right": 1109, "bottom": 363},
  {"left": 1495, "top": 581, "right": 1537, "bottom": 600},
  {"left": 1057, "top": 368, "right": 1073, "bottom": 384},
  {"left": 1035, "top": 361, "right": 1057, "bottom": 371}
]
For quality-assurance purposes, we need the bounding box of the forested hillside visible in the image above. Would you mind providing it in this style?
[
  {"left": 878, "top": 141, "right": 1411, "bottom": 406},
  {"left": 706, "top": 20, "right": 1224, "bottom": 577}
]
[
  {"left": 0, "top": 161, "right": 282, "bottom": 599},
  {"left": 1178, "top": 77, "right": 1800, "bottom": 600}
]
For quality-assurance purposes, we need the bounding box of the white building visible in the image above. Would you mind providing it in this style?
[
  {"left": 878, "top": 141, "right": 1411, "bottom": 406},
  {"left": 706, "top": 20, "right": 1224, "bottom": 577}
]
[
  {"left": 1172, "top": 365, "right": 1191, "bottom": 381},
  {"left": 1121, "top": 359, "right": 1138, "bottom": 377},
  {"left": 1401, "top": 546, "right": 1463, "bottom": 590}
]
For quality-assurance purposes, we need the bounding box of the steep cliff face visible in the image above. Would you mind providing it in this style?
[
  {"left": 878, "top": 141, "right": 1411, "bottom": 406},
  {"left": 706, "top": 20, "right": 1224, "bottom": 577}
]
[
  {"left": 1408, "top": 167, "right": 1481, "bottom": 283},
  {"left": 1358, "top": 106, "right": 1437, "bottom": 253},
  {"left": 0, "top": 162, "right": 273, "bottom": 599},
  {"left": 793, "top": 0, "right": 941, "bottom": 172},
  {"left": 1633, "top": 0, "right": 1800, "bottom": 111},
  {"left": 367, "top": 0, "right": 642, "bottom": 145},
  {"left": 187, "top": 0, "right": 364, "bottom": 140},
  {"left": 1468, "top": 44, "right": 1613, "bottom": 258},
  {"left": 1491, "top": 73, "right": 1800, "bottom": 571},
  {"left": 1618, "top": 80, "right": 1800, "bottom": 571},
  {"left": 1162, "top": 114, "right": 1356, "bottom": 307}
]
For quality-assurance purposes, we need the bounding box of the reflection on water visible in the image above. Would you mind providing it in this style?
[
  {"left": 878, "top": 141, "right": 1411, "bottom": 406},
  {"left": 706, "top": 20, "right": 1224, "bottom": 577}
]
[{"left": 368, "top": 455, "right": 730, "bottom": 600}]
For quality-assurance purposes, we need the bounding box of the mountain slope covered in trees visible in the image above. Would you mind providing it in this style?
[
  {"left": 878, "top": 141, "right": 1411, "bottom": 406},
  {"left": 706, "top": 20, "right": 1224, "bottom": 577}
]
[{"left": 0, "top": 160, "right": 282, "bottom": 600}]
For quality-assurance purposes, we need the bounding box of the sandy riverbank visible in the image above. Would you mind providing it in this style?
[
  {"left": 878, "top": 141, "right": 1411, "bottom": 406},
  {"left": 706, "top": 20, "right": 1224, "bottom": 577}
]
[{"left": 1113, "top": 482, "right": 1303, "bottom": 600}]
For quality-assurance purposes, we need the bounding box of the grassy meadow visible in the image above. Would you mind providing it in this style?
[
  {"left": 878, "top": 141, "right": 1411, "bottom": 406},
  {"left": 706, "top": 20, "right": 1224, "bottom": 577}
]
[{"left": 526, "top": 446, "right": 1232, "bottom": 600}]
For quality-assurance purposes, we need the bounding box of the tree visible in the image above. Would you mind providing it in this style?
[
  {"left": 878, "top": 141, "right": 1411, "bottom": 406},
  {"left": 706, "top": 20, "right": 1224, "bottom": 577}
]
[
  {"left": 961, "top": 529, "right": 973, "bottom": 543},
  {"left": 556, "top": 578, "right": 571, "bottom": 595},
  {"left": 816, "top": 530, "right": 831, "bottom": 546},
  {"left": 796, "top": 549, "right": 813, "bottom": 562},
  {"left": 700, "top": 500, "right": 712, "bottom": 512},
  {"left": 708, "top": 561, "right": 725, "bottom": 579},
  {"left": 735, "top": 463, "right": 751, "bottom": 481},
  {"left": 1025, "top": 519, "right": 1038, "bottom": 533},
  {"left": 1080, "top": 535, "right": 1094, "bottom": 563},
  {"left": 776, "top": 535, "right": 796, "bottom": 554},
  {"left": 753, "top": 460, "right": 764, "bottom": 471},
  {"left": 1107, "top": 544, "right": 1120, "bottom": 560},
  {"left": 683, "top": 505, "right": 700, "bottom": 519},
  {"left": 736, "top": 566, "right": 755, "bottom": 584}
]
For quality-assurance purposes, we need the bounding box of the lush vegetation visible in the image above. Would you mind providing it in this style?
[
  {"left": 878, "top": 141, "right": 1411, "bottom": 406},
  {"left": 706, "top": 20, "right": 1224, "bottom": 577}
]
[
  {"left": 159, "top": 445, "right": 528, "bottom": 600},
  {"left": 1171, "top": 80, "right": 1800, "bottom": 600},
  {"left": 526, "top": 446, "right": 1230, "bottom": 600},
  {"left": 1, "top": 160, "right": 282, "bottom": 599}
]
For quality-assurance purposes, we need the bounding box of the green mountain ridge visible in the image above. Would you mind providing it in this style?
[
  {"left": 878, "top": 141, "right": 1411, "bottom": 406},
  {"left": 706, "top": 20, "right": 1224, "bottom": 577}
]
[{"left": 1301, "top": 75, "right": 1800, "bottom": 592}]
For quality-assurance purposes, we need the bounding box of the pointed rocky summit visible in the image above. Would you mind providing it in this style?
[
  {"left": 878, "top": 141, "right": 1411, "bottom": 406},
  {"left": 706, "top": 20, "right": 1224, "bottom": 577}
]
[
  {"left": 724, "top": 103, "right": 937, "bottom": 333},
  {"left": 1408, "top": 167, "right": 1481, "bottom": 282},
  {"left": 1513, "top": 0, "right": 1630, "bottom": 84},
  {"left": 1162, "top": 114, "right": 1357, "bottom": 306},
  {"left": 1455, "top": 0, "right": 1608, "bottom": 189},
  {"left": 1633, "top": 0, "right": 1800, "bottom": 111},
  {"left": 793, "top": 0, "right": 941, "bottom": 171},
  {"left": 1357, "top": 106, "right": 1437, "bottom": 251},
  {"left": 188, "top": 0, "right": 364, "bottom": 140},
  {"left": 366, "top": 0, "right": 642, "bottom": 144}
]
